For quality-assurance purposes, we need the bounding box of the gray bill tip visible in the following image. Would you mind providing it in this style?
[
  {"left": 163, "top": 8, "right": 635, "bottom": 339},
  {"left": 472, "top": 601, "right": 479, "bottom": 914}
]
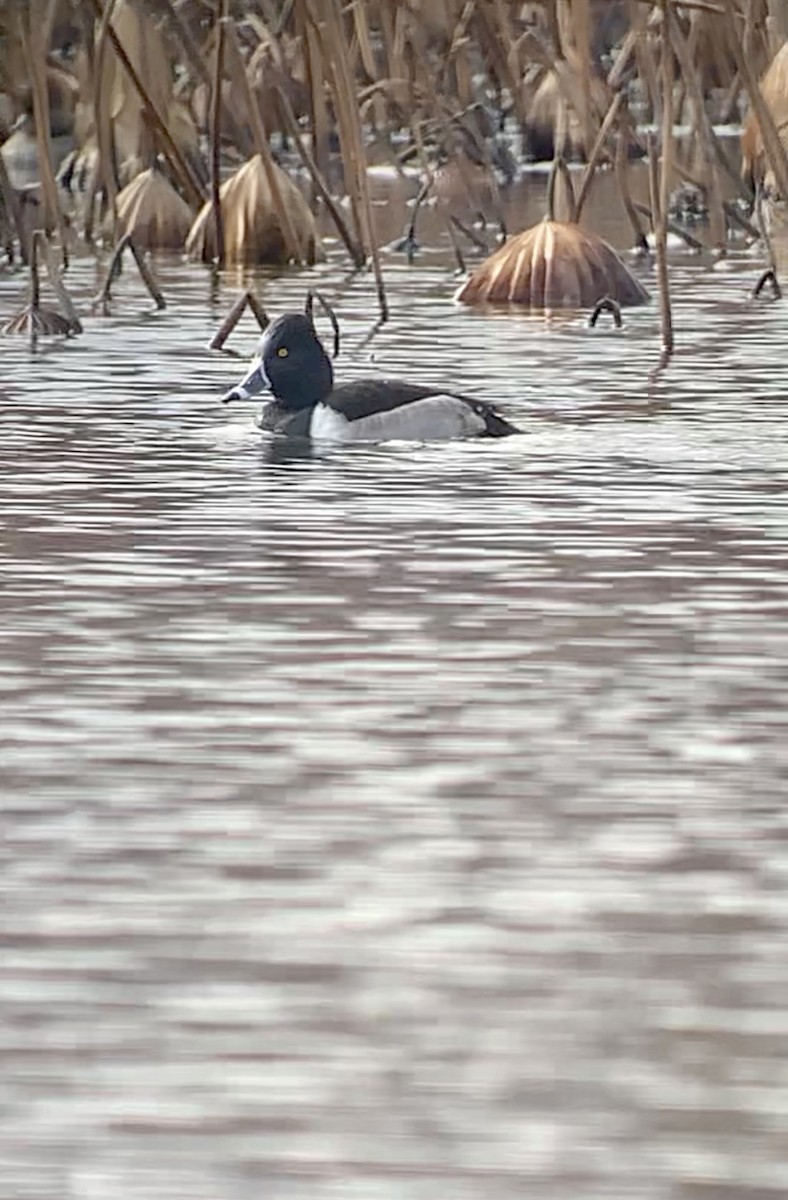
[
  {"left": 221, "top": 360, "right": 270, "bottom": 405},
  {"left": 221, "top": 386, "right": 246, "bottom": 404}
]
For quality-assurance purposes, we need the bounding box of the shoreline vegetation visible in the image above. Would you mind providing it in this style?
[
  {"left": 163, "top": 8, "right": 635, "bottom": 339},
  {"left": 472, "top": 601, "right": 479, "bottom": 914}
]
[{"left": 1, "top": 0, "right": 788, "bottom": 345}]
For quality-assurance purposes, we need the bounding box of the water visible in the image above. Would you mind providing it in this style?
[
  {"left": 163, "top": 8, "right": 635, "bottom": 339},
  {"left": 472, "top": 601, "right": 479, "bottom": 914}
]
[{"left": 2, "top": 178, "right": 788, "bottom": 1199}]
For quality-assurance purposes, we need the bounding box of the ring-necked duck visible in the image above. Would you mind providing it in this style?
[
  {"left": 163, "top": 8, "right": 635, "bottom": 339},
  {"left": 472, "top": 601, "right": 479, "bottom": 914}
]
[{"left": 221, "top": 313, "right": 520, "bottom": 442}]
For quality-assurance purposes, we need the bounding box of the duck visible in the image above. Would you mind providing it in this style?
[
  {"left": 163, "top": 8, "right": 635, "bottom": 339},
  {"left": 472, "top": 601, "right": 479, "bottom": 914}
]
[{"left": 221, "top": 312, "right": 520, "bottom": 442}]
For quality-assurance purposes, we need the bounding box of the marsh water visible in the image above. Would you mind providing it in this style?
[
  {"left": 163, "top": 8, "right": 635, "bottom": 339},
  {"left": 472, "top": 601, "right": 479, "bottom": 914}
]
[{"left": 3, "top": 167, "right": 788, "bottom": 1199}]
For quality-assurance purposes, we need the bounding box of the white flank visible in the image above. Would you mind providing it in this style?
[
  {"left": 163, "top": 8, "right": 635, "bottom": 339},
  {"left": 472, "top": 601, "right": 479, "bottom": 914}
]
[
  {"left": 308, "top": 404, "right": 353, "bottom": 440},
  {"left": 309, "top": 397, "right": 487, "bottom": 443}
]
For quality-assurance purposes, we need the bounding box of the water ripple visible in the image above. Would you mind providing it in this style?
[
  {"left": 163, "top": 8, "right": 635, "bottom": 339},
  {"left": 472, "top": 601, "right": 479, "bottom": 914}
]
[{"left": 2, "top": 204, "right": 788, "bottom": 1198}]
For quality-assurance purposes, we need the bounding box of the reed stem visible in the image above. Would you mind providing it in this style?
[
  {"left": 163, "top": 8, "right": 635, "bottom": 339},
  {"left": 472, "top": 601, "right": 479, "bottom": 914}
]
[
  {"left": 88, "top": 0, "right": 205, "bottom": 209},
  {"left": 94, "top": 233, "right": 166, "bottom": 313},
  {"left": 210, "top": 3, "right": 227, "bottom": 267},
  {"left": 575, "top": 91, "right": 625, "bottom": 221},
  {"left": 209, "top": 290, "right": 269, "bottom": 351},
  {"left": 222, "top": 20, "right": 304, "bottom": 264},
  {"left": 647, "top": 131, "right": 674, "bottom": 358},
  {"left": 725, "top": 0, "right": 788, "bottom": 202},
  {"left": 19, "top": 0, "right": 68, "bottom": 265}
]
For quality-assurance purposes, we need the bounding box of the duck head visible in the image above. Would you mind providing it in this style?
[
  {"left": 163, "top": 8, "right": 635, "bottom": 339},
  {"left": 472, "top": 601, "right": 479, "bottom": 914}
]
[{"left": 222, "top": 313, "right": 333, "bottom": 409}]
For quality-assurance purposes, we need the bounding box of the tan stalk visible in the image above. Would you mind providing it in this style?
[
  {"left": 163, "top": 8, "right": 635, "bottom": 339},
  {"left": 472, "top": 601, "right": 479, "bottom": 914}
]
[
  {"left": 725, "top": 0, "right": 788, "bottom": 201},
  {"left": 396, "top": 39, "right": 505, "bottom": 228},
  {"left": 608, "top": 27, "right": 640, "bottom": 90},
  {"left": 210, "top": 3, "right": 227, "bottom": 266},
  {"left": 546, "top": 155, "right": 577, "bottom": 223},
  {"left": 376, "top": 0, "right": 398, "bottom": 123},
  {"left": 321, "top": 0, "right": 387, "bottom": 318},
  {"left": 520, "top": 31, "right": 607, "bottom": 137},
  {"left": 28, "top": 228, "right": 42, "bottom": 347},
  {"left": 631, "top": 0, "right": 724, "bottom": 12},
  {"left": 88, "top": 0, "right": 205, "bottom": 209},
  {"left": 93, "top": 233, "right": 166, "bottom": 314},
  {"left": 575, "top": 90, "right": 625, "bottom": 221},
  {"left": 767, "top": 0, "right": 788, "bottom": 53},
  {"left": 305, "top": 8, "right": 363, "bottom": 248},
  {"left": 147, "top": 0, "right": 250, "bottom": 153},
  {"left": 353, "top": 0, "right": 385, "bottom": 129},
  {"left": 222, "top": 20, "right": 304, "bottom": 263},
  {"left": 616, "top": 126, "right": 647, "bottom": 250},
  {"left": 93, "top": 0, "right": 121, "bottom": 239},
  {"left": 301, "top": 2, "right": 331, "bottom": 181},
  {"left": 659, "top": 2, "right": 674, "bottom": 238},
  {"left": 37, "top": 235, "right": 82, "bottom": 332},
  {"left": 478, "top": 3, "right": 528, "bottom": 126},
  {"left": 274, "top": 83, "right": 366, "bottom": 265},
  {"left": 209, "top": 290, "right": 269, "bottom": 351},
  {"left": 647, "top": 129, "right": 673, "bottom": 358},
  {"left": 451, "top": 1, "right": 474, "bottom": 109},
  {"left": 665, "top": 6, "right": 727, "bottom": 248},
  {"left": 0, "top": 149, "right": 24, "bottom": 259},
  {"left": 573, "top": 0, "right": 594, "bottom": 157},
  {"left": 18, "top": 0, "right": 69, "bottom": 263},
  {"left": 628, "top": 0, "right": 660, "bottom": 126}
]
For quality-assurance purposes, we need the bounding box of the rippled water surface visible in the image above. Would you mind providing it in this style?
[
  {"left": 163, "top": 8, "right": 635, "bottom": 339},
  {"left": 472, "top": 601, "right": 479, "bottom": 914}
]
[{"left": 2, "top": 186, "right": 788, "bottom": 1199}]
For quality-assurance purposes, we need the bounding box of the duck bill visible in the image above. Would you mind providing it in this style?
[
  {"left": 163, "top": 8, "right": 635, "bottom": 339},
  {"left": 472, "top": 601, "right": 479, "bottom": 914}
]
[{"left": 221, "top": 358, "right": 271, "bottom": 404}]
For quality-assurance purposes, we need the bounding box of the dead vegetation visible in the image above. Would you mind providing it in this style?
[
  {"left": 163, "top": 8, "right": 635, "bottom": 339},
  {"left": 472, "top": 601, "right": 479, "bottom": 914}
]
[
  {"left": 0, "top": 0, "right": 787, "bottom": 333},
  {"left": 455, "top": 217, "right": 650, "bottom": 307}
]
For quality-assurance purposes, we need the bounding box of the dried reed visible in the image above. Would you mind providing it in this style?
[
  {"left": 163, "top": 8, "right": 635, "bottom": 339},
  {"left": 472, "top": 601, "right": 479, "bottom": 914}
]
[{"left": 93, "top": 232, "right": 166, "bottom": 314}]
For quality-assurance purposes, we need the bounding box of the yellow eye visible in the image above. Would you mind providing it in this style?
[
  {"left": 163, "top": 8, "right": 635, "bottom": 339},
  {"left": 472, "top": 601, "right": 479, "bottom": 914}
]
[{"left": 277, "top": 347, "right": 289, "bottom": 358}]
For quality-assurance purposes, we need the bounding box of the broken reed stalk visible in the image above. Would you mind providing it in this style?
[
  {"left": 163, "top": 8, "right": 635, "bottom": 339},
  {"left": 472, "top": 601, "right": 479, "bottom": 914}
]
[
  {"left": 659, "top": 0, "right": 674, "bottom": 248},
  {"left": 665, "top": 4, "right": 727, "bottom": 247},
  {"left": 615, "top": 125, "right": 648, "bottom": 251},
  {"left": 629, "top": 0, "right": 660, "bottom": 125},
  {"left": 245, "top": 289, "right": 269, "bottom": 330},
  {"left": 751, "top": 266, "right": 781, "bottom": 299},
  {"left": 646, "top": 0, "right": 674, "bottom": 360},
  {"left": 222, "top": 20, "right": 304, "bottom": 264},
  {"left": 589, "top": 296, "right": 623, "bottom": 327},
  {"left": 93, "top": 0, "right": 120, "bottom": 241},
  {"left": 273, "top": 83, "right": 365, "bottom": 266},
  {"left": 397, "top": 55, "right": 505, "bottom": 228},
  {"left": 309, "top": 1, "right": 361, "bottom": 241},
  {"left": 575, "top": 90, "right": 625, "bottom": 221},
  {"left": 547, "top": 155, "right": 577, "bottom": 223},
  {"left": 210, "top": 6, "right": 227, "bottom": 267},
  {"left": 571, "top": 0, "right": 595, "bottom": 157},
  {"left": 753, "top": 180, "right": 777, "bottom": 270},
  {"left": 607, "top": 25, "right": 639, "bottom": 90},
  {"left": 314, "top": 0, "right": 388, "bottom": 321},
  {"left": 19, "top": 0, "right": 68, "bottom": 266},
  {"left": 36, "top": 234, "right": 82, "bottom": 332},
  {"left": 479, "top": 6, "right": 529, "bottom": 127},
  {"left": 94, "top": 233, "right": 166, "bottom": 314},
  {"left": 209, "top": 289, "right": 269, "bottom": 351},
  {"left": 724, "top": 0, "right": 788, "bottom": 201},
  {"left": 449, "top": 215, "right": 489, "bottom": 252},
  {"left": 88, "top": 0, "right": 205, "bottom": 209},
  {"left": 305, "top": 289, "right": 340, "bottom": 358},
  {"left": 0, "top": 150, "right": 23, "bottom": 260},
  {"left": 722, "top": 199, "right": 761, "bottom": 242},
  {"left": 125, "top": 238, "right": 165, "bottom": 308},
  {"left": 445, "top": 217, "right": 466, "bottom": 273},
  {"left": 299, "top": 2, "right": 331, "bottom": 182},
  {"left": 633, "top": 200, "right": 704, "bottom": 250},
  {"left": 647, "top": 131, "right": 674, "bottom": 358},
  {"left": 150, "top": 0, "right": 250, "bottom": 155},
  {"left": 29, "top": 227, "right": 41, "bottom": 346}
]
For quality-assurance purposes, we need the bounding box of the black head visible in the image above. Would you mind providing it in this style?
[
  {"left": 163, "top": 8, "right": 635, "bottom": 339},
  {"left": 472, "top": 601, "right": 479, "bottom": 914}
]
[{"left": 222, "top": 313, "right": 333, "bottom": 409}]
